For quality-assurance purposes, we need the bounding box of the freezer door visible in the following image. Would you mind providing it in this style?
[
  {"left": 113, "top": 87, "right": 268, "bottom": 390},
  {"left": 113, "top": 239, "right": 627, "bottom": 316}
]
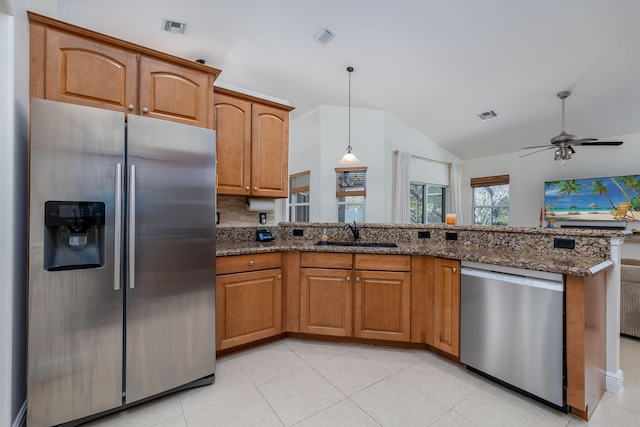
[
  {"left": 125, "top": 114, "right": 216, "bottom": 403},
  {"left": 27, "top": 99, "right": 125, "bottom": 427}
]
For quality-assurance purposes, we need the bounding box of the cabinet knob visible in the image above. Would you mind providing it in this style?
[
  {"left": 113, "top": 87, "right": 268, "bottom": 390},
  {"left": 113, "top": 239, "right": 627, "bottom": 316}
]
[
  {"left": 142, "top": 107, "right": 149, "bottom": 114},
  {"left": 245, "top": 186, "right": 250, "bottom": 191},
  {"left": 347, "top": 276, "right": 351, "bottom": 281},
  {"left": 452, "top": 267, "right": 457, "bottom": 273},
  {"left": 127, "top": 104, "right": 134, "bottom": 111},
  {"left": 249, "top": 260, "right": 254, "bottom": 266},
  {"left": 254, "top": 187, "right": 258, "bottom": 191},
  {"left": 277, "top": 274, "right": 282, "bottom": 280},
  {"left": 356, "top": 277, "right": 360, "bottom": 282}
]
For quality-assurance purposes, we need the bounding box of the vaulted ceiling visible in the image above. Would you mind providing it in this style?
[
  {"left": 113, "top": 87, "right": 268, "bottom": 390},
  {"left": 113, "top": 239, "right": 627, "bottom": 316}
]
[{"left": 47, "top": 0, "right": 640, "bottom": 160}]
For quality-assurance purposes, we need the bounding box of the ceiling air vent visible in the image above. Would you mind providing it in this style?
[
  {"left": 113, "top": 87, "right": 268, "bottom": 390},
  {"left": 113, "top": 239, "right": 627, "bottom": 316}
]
[
  {"left": 163, "top": 19, "right": 187, "bottom": 34},
  {"left": 314, "top": 28, "right": 335, "bottom": 44},
  {"left": 478, "top": 110, "right": 499, "bottom": 121}
]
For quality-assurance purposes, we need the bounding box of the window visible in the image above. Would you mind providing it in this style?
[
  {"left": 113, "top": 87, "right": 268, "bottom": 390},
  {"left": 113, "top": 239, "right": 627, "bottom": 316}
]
[
  {"left": 471, "top": 175, "right": 510, "bottom": 226},
  {"left": 336, "top": 167, "right": 366, "bottom": 223},
  {"left": 289, "top": 171, "right": 310, "bottom": 222},
  {"left": 410, "top": 183, "right": 446, "bottom": 223}
]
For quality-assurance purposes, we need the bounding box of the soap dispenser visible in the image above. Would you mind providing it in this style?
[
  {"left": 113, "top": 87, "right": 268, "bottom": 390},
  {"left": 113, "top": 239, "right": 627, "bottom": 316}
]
[{"left": 321, "top": 228, "right": 329, "bottom": 244}]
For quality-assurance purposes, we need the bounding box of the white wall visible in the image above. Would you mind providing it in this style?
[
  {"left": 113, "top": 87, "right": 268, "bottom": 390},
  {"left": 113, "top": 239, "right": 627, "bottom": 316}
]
[
  {"left": 290, "top": 106, "right": 462, "bottom": 224},
  {"left": 1, "top": 0, "right": 29, "bottom": 425}
]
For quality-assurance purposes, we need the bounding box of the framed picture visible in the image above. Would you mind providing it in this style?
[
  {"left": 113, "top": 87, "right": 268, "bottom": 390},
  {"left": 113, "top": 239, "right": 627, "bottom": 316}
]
[{"left": 544, "top": 175, "right": 639, "bottom": 221}]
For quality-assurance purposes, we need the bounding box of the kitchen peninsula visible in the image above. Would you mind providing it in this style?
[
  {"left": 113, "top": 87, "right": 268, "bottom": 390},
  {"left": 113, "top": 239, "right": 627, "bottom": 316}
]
[{"left": 216, "top": 222, "right": 626, "bottom": 420}]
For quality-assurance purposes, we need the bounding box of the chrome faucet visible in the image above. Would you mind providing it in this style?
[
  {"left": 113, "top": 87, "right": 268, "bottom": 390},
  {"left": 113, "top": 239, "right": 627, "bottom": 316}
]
[{"left": 343, "top": 221, "right": 360, "bottom": 241}]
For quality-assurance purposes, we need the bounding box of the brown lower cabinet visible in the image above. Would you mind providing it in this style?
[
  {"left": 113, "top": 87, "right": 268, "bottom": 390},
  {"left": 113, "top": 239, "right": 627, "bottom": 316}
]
[
  {"left": 300, "top": 268, "right": 353, "bottom": 336},
  {"left": 215, "top": 253, "right": 283, "bottom": 351},
  {"left": 432, "top": 257, "right": 460, "bottom": 357}
]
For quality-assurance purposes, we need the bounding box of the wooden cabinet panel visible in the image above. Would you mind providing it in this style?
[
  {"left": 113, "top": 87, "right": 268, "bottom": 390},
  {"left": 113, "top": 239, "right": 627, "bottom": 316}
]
[
  {"left": 433, "top": 258, "right": 460, "bottom": 357},
  {"left": 214, "top": 93, "right": 252, "bottom": 195},
  {"left": 300, "top": 268, "right": 352, "bottom": 336},
  {"left": 251, "top": 103, "right": 289, "bottom": 197},
  {"left": 354, "top": 270, "right": 411, "bottom": 341},
  {"left": 214, "top": 88, "right": 292, "bottom": 198},
  {"left": 300, "top": 252, "right": 353, "bottom": 269},
  {"left": 216, "top": 252, "right": 282, "bottom": 275},
  {"left": 44, "top": 30, "right": 137, "bottom": 112},
  {"left": 216, "top": 268, "right": 282, "bottom": 350},
  {"left": 354, "top": 254, "right": 411, "bottom": 272},
  {"left": 138, "top": 57, "right": 211, "bottom": 128}
]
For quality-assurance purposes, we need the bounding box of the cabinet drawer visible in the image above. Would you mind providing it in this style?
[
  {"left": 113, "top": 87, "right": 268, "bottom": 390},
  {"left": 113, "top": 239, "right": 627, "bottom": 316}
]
[
  {"left": 301, "top": 252, "right": 353, "bottom": 269},
  {"left": 216, "top": 252, "right": 282, "bottom": 275},
  {"left": 354, "top": 254, "right": 411, "bottom": 272}
]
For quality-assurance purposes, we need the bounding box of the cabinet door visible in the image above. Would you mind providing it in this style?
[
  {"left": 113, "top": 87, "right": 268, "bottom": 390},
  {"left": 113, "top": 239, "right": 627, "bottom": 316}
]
[
  {"left": 214, "top": 93, "right": 252, "bottom": 195},
  {"left": 354, "top": 270, "right": 411, "bottom": 341},
  {"left": 216, "top": 268, "right": 282, "bottom": 350},
  {"left": 433, "top": 258, "right": 460, "bottom": 356},
  {"left": 300, "top": 268, "right": 352, "bottom": 336},
  {"left": 44, "top": 29, "right": 137, "bottom": 112},
  {"left": 251, "top": 103, "right": 289, "bottom": 197},
  {"left": 138, "top": 57, "right": 212, "bottom": 128}
]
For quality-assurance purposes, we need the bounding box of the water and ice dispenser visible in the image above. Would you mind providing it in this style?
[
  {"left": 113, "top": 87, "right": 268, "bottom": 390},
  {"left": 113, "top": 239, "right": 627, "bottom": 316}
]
[{"left": 43, "top": 201, "right": 106, "bottom": 271}]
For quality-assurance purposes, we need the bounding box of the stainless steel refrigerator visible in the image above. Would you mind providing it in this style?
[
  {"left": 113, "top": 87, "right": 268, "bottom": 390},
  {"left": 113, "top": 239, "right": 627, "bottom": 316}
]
[{"left": 27, "top": 99, "right": 217, "bottom": 427}]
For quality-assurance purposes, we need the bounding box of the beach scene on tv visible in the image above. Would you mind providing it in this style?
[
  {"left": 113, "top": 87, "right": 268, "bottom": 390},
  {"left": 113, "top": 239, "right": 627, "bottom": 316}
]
[{"left": 545, "top": 175, "right": 640, "bottom": 221}]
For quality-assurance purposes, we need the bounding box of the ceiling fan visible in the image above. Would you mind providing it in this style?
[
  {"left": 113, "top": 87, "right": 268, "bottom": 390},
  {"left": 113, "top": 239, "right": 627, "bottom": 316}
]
[{"left": 520, "top": 91, "right": 623, "bottom": 167}]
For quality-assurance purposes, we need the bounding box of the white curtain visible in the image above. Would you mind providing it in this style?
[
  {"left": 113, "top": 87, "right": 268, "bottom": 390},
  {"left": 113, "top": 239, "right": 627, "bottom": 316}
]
[
  {"left": 392, "top": 151, "right": 411, "bottom": 223},
  {"left": 447, "top": 162, "right": 463, "bottom": 224}
]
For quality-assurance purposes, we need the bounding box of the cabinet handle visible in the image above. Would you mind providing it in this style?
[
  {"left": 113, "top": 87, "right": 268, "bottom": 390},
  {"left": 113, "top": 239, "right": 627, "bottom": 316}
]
[
  {"left": 356, "top": 277, "right": 360, "bottom": 282},
  {"left": 277, "top": 274, "right": 282, "bottom": 280},
  {"left": 142, "top": 107, "right": 149, "bottom": 114},
  {"left": 249, "top": 260, "right": 254, "bottom": 266},
  {"left": 347, "top": 276, "right": 351, "bottom": 281},
  {"left": 127, "top": 104, "right": 134, "bottom": 111},
  {"left": 452, "top": 267, "right": 457, "bottom": 273}
]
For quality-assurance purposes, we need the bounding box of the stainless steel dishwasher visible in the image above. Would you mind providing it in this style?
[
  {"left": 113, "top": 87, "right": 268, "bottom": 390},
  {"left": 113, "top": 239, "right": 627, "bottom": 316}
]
[{"left": 460, "top": 261, "right": 566, "bottom": 410}]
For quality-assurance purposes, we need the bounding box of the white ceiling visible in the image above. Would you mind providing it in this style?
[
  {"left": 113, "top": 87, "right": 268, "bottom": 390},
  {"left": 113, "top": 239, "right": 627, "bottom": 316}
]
[{"left": 48, "top": 0, "right": 640, "bottom": 160}]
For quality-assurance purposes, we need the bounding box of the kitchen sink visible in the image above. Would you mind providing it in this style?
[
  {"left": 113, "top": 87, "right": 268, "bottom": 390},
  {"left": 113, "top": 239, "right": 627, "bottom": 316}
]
[{"left": 315, "top": 241, "right": 398, "bottom": 248}]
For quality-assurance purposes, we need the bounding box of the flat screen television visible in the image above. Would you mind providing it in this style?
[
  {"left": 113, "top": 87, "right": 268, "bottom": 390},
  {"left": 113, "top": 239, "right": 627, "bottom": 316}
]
[{"left": 544, "top": 175, "right": 639, "bottom": 221}]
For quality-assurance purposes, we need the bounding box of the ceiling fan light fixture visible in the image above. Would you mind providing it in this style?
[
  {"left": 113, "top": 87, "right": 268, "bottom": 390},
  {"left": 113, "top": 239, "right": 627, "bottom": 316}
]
[{"left": 339, "top": 66, "right": 360, "bottom": 165}]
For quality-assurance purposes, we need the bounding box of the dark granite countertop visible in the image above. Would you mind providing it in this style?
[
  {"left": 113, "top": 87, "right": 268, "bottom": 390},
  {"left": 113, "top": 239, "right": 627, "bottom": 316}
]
[{"left": 215, "top": 239, "right": 614, "bottom": 277}]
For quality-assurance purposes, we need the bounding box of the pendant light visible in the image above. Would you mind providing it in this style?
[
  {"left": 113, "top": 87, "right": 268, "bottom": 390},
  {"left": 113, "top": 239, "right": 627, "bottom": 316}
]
[{"left": 339, "top": 66, "right": 360, "bottom": 164}]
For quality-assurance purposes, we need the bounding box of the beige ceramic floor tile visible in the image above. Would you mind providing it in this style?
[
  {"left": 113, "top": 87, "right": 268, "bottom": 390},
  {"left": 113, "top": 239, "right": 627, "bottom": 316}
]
[
  {"left": 82, "top": 394, "right": 184, "bottom": 427},
  {"left": 283, "top": 337, "right": 354, "bottom": 364},
  {"left": 257, "top": 367, "right": 344, "bottom": 426},
  {"left": 309, "top": 349, "right": 391, "bottom": 396},
  {"left": 179, "top": 358, "right": 254, "bottom": 414},
  {"left": 230, "top": 340, "right": 309, "bottom": 386},
  {"left": 352, "top": 343, "right": 426, "bottom": 373},
  {"left": 293, "top": 399, "right": 380, "bottom": 427},
  {"left": 430, "top": 409, "right": 476, "bottom": 427},
  {"left": 183, "top": 387, "right": 283, "bottom": 427},
  {"left": 151, "top": 415, "right": 187, "bottom": 427},
  {"left": 350, "top": 374, "right": 450, "bottom": 426},
  {"left": 452, "top": 382, "right": 570, "bottom": 427}
]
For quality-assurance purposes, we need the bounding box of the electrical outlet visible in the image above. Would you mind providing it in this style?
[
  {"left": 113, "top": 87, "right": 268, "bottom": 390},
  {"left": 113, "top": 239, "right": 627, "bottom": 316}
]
[
  {"left": 259, "top": 212, "right": 267, "bottom": 224},
  {"left": 293, "top": 229, "right": 304, "bottom": 237},
  {"left": 445, "top": 232, "right": 458, "bottom": 241},
  {"left": 554, "top": 237, "right": 575, "bottom": 249},
  {"left": 418, "top": 231, "right": 430, "bottom": 238}
]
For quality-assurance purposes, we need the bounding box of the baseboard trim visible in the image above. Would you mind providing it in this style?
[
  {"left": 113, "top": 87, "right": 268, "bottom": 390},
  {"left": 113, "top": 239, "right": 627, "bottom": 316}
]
[
  {"left": 12, "top": 401, "right": 26, "bottom": 427},
  {"left": 606, "top": 369, "right": 624, "bottom": 395}
]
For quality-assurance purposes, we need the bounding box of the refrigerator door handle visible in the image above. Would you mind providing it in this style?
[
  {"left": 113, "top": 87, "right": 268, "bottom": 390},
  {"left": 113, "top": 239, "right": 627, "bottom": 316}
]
[
  {"left": 114, "top": 163, "right": 123, "bottom": 290},
  {"left": 129, "top": 164, "right": 136, "bottom": 289}
]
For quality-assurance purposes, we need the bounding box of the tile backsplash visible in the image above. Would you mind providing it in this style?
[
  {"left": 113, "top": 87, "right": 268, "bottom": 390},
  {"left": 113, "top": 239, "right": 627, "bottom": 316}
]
[{"left": 217, "top": 195, "right": 275, "bottom": 227}]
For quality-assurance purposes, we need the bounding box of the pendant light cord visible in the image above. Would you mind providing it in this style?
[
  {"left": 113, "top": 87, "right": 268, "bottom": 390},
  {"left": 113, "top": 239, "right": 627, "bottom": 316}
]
[{"left": 347, "top": 66, "right": 354, "bottom": 153}]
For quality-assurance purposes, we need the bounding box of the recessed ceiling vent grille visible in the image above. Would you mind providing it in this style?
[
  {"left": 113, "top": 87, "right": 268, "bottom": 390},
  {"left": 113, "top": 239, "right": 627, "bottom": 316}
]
[
  {"left": 314, "top": 28, "right": 335, "bottom": 44},
  {"left": 163, "top": 19, "right": 187, "bottom": 34},
  {"left": 478, "top": 110, "right": 499, "bottom": 121}
]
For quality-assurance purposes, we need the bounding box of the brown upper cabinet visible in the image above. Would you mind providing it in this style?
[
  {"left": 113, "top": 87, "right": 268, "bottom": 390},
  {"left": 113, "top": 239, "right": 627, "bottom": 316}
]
[
  {"left": 28, "top": 12, "right": 219, "bottom": 129},
  {"left": 214, "top": 88, "right": 294, "bottom": 198}
]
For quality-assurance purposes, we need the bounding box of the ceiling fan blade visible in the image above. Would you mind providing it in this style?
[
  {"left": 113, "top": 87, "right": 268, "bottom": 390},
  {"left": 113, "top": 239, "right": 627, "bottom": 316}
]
[
  {"left": 521, "top": 144, "right": 552, "bottom": 149},
  {"left": 574, "top": 140, "right": 623, "bottom": 146},
  {"left": 518, "top": 146, "right": 554, "bottom": 158}
]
